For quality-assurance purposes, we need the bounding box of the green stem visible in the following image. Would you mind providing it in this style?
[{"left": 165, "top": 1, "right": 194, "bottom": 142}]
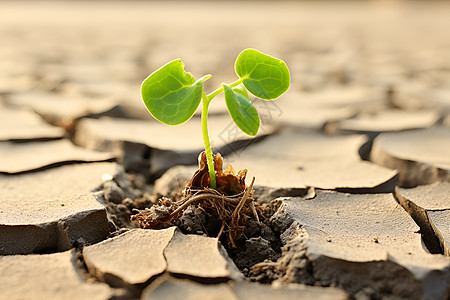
[
  {"left": 206, "top": 78, "right": 242, "bottom": 101},
  {"left": 201, "top": 91, "right": 217, "bottom": 189},
  {"left": 201, "top": 77, "right": 243, "bottom": 189}
]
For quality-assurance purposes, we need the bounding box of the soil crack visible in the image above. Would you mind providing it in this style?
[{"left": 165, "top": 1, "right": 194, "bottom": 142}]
[{"left": 393, "top": 187, "right": 445, "bottom": 254}]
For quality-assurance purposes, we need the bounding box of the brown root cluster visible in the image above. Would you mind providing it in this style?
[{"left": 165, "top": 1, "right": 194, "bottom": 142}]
[{"left": 131, "top": 152, "right": 261, "bottom": 248}]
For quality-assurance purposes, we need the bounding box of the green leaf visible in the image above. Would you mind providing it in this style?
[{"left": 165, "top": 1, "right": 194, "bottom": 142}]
[
  {"left": 232, "top": 84, "right": 250, "bottom": 100},
  {"left": 235, "top": 48, "right": 290, "bottom": 100},
  {"left": 223, "top": 83, "right": 260, "bottom": 136},
  {"left": 141, "top": 59, "right": 210, "bottom": 125}
]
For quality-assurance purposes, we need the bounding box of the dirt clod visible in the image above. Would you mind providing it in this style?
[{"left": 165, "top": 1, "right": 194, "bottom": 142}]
[
  {"left": 232, "top": 237, "right": 279, "bottom": 270},
  {"left": 103, "top": 181, "right": 126, "bottom": 204},
  {"left": 175, "top": 206, "right": 206, "bottom": 235}
]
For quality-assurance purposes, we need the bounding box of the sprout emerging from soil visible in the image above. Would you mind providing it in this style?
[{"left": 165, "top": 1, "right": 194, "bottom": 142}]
[
  {"left": 140, "top": 48, "right": 290, "bottom": 188},
  {"left": 135, "top": 49, "right": 290, "bottom": 246}
]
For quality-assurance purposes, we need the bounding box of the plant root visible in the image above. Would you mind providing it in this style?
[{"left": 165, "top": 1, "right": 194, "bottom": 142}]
[{"left": 131, "top": 152, "right": 262, "bottom": 248}]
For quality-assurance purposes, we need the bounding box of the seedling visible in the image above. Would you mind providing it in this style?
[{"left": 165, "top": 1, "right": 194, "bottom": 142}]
[
  {"left": 135, "top": 50, "right": 290, "bottom": 246},
  {"left": 141, "top": 49, "right": 290, "bottom": 188}
]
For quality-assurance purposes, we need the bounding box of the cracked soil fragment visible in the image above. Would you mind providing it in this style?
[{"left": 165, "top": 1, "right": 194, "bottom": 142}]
[
  {"left": 164, "top": 228, "right": 241, "bottom": 280},
  {"left": 142, "top": 276, "right": 348, "bottom": 300},
  {"left": 6, "top": 91, "right": 119, "bottom": 129},
  {"left": 370, "top": 127, "right": 450, "bottom": 187},
  {"left": 0, "top": 107, "right": 65, "bottom": 141},
  {"left": 0, "top": 139, "right": 116, "bottom": 174},
  {"left": 0, "top": 162, "right": 116, "bottom": 254},
  {"left": 261, "top": 191, "right": 450, "bottom": 299},
  {"left": 394, "top": 182, "right": 450, "bottom": 256},
  {"left": 142, "top": 276, "right": 238, "bottom": 300},
  {"left": 335, "top": 109, "right": 439, "bottom": 133},
  {"left": 0, "top": 250, "right": 114, "bottom": 300},
  {"left": 227, "top": 128, "right": 398, "bottom": 192},
  {"left": 83, "top": 226, "right": 240, "bottom": 294},
  {"left": 83, "top": 227, "right": 176, "bottom": 287}
]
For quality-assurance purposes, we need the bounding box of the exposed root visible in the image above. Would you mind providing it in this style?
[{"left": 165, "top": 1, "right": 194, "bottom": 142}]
[{"left": 131, "top": 152, "right": 262, "bottom": 248}]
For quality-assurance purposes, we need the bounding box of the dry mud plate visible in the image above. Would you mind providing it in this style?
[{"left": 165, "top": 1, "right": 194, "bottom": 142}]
[
  {"left": 1, "top": 1, "right": 450, "bottom": 300},
  {"left": 370, "top": 127, "right": 450, "bottom": 187},
  {"left": 262, "top": 191, "right": 450, "bottom": 300}
]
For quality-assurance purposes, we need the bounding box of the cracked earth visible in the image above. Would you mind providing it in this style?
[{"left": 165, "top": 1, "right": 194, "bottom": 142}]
[{"left": 0, "top": 1, "right": 450, "bottom": 299}]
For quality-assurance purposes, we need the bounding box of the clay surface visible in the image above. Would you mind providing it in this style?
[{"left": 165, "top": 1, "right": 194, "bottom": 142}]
[
  {"left": 83, "top": 227, "right": 241, "bottom": 288},
  {"left": 142, "top": 276, "right": 348, "bottom": 300},
  {"left": 142, "top": 277, "right": 238, "bottom": 300},
  {"left": 6, "top": 91, "right": 119, "bottom": 129},
  {"left": 0, "top": 139, "right": 115, "bottom": 174},
  {"left": 0, "top": 163, "right": 116, "bottom": 254},
  {"left": 264, "top": 191, "right": 450, "bottom": 299},
  {"left": 164, "top": 229, "right": 241, "bottom": 280},
  {"left": 1, "top": 1, "right": 450, "bottom": 299},
  {"left": 395, "top": 182, "right": 450, "bottom": 255},
  {"left": 370, "top": 127, "right": 450, "bottom": 187},
  {"left": 0, "top": 251, "right": 115, "bottom": 300},
  {"left": 83, "top": 228, "right": 176, "bottom": 286},
  {"left": 0, "top": 107, "right": 65, "bottom": 141},
  {"left": 336, "top": 109, "right": 439, "bottom": 133},
  {"left": 227, "top": 129, "right": 398, "bottom": 192}
]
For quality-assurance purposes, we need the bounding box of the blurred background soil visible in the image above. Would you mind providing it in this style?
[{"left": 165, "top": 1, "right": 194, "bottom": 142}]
[{"left": 1, "top": 0, "right": 449, "bottom": 109}]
